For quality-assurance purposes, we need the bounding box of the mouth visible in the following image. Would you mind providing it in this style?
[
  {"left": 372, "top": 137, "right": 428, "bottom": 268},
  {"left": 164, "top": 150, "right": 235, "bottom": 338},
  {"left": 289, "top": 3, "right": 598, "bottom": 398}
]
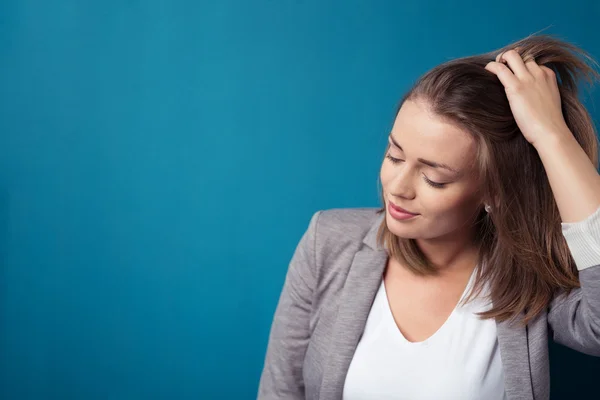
[{"left": 388, "top": 202, "right": 419, "bottom": 215}]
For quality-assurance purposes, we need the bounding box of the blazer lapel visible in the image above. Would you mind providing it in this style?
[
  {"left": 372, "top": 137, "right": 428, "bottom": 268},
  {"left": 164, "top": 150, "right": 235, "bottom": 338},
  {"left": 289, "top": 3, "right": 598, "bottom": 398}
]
[
  {"left": 495, "top": 313, "right": 534, "bottom": 400},
  {"left": 319, "top": 213, "right": 388, "bottom": 400},
  {"left": 318, "top": 246, "right": 388, "bottom": 400}
]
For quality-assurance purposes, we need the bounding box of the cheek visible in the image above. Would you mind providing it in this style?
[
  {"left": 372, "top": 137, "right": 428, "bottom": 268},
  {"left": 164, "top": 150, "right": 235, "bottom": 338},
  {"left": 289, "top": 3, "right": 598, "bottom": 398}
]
[
  {"left": 420, "top": 188, "right": 479, "bottom": 217},
  {"left": 380, "top": 163, "right": 392, "bottom": 186},
  {"left": 380, "top": 165, "right": 400, "bottom": 195}
]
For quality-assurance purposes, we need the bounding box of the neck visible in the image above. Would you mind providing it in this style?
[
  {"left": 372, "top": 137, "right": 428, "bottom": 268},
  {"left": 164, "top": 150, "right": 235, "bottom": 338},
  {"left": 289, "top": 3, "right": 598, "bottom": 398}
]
[{"left": 415, "top": 228, "right": 480, "bottom": 276}]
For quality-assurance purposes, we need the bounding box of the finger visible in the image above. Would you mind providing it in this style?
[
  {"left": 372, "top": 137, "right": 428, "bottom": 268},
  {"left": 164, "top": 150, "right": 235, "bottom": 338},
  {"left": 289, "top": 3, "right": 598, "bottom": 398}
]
[
  {"left": 500, "top": 49, "right": 531, "bottom": 80},
  {"left": 485, "top": 61, "right": 520, "bottom": 88},
  {"left": 495, "top": 47, "right": 520, "bottom": 63},
  {"left": 525, "top": 60, "right": 545, "bottom": 78},
  {"left": 540, "top": 65, "right": 557, "bottom": 80}
]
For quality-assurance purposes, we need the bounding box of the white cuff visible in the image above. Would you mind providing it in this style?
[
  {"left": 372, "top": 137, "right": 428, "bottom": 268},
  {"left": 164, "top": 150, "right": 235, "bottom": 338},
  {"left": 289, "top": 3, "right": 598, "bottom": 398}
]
[{"left": 561, "top": 205, "right": 600, "bottom": 271}]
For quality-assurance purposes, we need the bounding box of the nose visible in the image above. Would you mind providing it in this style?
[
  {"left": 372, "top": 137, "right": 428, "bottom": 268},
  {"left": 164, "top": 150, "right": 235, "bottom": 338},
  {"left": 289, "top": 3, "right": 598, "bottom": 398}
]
[{"left": 388, "top": 165, "right": 416, "bottom": 200}]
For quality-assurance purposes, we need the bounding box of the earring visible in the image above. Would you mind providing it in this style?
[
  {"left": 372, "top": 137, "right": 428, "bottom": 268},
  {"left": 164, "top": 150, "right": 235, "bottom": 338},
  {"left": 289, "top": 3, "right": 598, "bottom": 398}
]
[{"left": 484, "top": 204, "right": 492, "bottom": 213}]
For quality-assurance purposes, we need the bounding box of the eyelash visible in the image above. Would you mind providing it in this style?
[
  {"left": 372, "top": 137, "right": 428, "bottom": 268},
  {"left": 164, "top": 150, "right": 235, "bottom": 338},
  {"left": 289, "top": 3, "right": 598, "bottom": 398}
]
[{"left": 385, "top": 154, "right": 447, "bottom": 189}]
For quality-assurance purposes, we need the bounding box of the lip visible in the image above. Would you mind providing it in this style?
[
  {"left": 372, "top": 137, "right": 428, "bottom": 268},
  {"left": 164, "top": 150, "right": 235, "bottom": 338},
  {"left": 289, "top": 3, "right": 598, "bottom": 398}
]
[
  {"left": 388, "top": 201, "right": 419, "bottom": 220},
  {"left": 389, "top": 202, "right": 418, "bottom": 215}
]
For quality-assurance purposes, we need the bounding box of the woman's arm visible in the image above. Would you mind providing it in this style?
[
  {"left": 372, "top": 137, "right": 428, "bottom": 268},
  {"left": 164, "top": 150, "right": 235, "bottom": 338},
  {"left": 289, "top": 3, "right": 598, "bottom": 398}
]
[
  {"left": 535, "top": 113, "right": 600, "bottom": 357},
  {"left": 535, "top": 115, "right": 600, "bottom": 357},
  {"left": 486, "top": 49, "right": 600, "bottom": 222},
  {"left": 536, "top": 134, "right": 600, "bottom": 223},
  {"left": 547, "top": 204, "right": 600, "bottom": 356},
  {"left": 257, "top": 211, "right": 321, "bottom": 399},
  {"left": 486, "top": 49, "right": 600, "bottom": 355}
]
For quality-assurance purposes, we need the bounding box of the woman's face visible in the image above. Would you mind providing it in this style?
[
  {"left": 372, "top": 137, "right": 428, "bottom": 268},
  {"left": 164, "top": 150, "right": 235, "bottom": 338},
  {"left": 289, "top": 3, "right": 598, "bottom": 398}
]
[{"left": 380, "top": 99, "right": 484, "bottom": 241}]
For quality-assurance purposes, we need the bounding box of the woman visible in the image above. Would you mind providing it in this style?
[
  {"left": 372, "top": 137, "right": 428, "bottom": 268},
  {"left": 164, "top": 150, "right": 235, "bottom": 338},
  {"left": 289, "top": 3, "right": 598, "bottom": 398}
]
[{"left": 257, "top": 34, "right": 600, "bottom": 400}]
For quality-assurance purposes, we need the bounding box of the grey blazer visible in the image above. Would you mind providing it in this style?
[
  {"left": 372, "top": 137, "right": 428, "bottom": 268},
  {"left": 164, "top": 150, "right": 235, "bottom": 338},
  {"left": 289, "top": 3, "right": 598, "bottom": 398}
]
[{"left": 258, "top": 208, "right": 600, "bottom": 400}]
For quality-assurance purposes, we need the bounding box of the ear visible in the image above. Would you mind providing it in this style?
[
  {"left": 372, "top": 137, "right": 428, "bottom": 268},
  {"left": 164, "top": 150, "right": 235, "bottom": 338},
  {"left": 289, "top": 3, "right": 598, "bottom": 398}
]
[{"left": 481, "top": 195, "right": 500, "bottom": 210}]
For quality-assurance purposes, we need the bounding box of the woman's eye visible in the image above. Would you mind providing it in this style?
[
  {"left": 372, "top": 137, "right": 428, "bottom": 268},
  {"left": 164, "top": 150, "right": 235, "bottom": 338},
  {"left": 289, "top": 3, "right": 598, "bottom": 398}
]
[
  {"left": 386, "top": 153, "right": 447, "bottom": 189},
  {"left": 385, "top": 154, "right": 403, "bottom": 164},
  {"left": 424, "top": 175, "right": 446, "bottom": 189}
]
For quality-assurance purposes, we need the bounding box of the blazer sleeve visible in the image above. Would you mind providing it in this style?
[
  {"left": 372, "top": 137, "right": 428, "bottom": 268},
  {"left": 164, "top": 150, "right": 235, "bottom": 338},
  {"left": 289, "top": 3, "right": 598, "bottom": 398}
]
[
  {"left": 257, "top": 211, "right": 321, "bottom": 399},
  {"left": 548, "top": 205, "right": 600, "bottom": 357}
]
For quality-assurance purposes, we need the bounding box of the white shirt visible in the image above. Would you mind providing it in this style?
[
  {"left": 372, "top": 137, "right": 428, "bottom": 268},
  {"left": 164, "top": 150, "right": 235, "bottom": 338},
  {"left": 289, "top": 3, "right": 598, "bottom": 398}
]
[{"left": 343, "top": 266, "right": 507, "bottom": 400}]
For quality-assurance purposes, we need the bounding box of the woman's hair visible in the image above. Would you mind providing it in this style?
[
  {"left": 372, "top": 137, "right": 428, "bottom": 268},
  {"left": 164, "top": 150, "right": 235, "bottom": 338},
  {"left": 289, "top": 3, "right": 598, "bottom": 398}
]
[{"left": 375, "top": 33, "right": 600, "bottom": 326}]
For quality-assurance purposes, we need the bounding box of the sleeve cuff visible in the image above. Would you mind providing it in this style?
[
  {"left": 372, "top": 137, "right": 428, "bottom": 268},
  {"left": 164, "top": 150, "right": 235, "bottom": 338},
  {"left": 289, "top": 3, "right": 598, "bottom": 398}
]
[{"left": 561, "top": 205, "right": 600, "bottom": 271}]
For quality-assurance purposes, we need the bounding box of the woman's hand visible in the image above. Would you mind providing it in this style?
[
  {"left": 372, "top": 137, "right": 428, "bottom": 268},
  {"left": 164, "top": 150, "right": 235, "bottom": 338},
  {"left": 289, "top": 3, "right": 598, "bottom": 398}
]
[
  {"left": 485, "top": 49, "right": 572, "bottom": 148},
  {"left": 486, "top": 49, "right": 600, "bottom": 224}
]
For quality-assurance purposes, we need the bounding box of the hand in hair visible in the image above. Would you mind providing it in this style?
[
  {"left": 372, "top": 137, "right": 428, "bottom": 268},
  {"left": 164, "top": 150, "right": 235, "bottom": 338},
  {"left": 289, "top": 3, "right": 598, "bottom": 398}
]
[{"left": 485, "top": 49, "right": 572, "bottom": 148}]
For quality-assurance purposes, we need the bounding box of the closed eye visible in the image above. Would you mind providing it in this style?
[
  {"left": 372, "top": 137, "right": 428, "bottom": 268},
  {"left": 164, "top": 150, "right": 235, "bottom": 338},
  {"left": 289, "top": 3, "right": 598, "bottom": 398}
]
[{"left": 385, "top": 154, "right": 447, "bottom": 189}]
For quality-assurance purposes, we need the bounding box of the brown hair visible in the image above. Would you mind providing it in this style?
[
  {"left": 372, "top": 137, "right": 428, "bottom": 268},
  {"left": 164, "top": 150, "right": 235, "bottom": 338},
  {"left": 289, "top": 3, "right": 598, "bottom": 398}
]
[{"left": 376, "top": 33, "right": 600, "bottom": 326}]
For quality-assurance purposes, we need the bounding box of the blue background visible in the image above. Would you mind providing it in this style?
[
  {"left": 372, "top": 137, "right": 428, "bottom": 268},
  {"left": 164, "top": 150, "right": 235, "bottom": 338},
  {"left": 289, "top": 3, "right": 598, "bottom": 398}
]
[{"left": 0, "top": 1, "right": 599, "bottom": 399}]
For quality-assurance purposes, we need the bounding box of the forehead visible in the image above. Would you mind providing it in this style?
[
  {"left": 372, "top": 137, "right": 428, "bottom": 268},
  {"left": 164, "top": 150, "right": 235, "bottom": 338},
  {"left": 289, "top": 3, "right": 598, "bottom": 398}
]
[{"left": 391, "top": 100, "right": 476, "bottom": 171}]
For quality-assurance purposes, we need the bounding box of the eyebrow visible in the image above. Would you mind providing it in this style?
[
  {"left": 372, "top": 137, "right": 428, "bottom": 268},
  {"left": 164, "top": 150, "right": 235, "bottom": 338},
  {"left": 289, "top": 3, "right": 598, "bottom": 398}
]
[{"left": 388, "top": 134, "right": 459, "bottom": 174}]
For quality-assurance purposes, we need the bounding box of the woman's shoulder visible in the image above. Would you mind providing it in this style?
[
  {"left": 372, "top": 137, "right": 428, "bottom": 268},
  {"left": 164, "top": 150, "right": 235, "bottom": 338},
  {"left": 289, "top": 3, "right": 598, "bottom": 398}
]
[
  {"left": 315, "top": 207, "right": 381, "bottom": 235},
  {"left": 305, "top": 208, "right": 384, "bottom": 313},
  {"left": 312, "top": 207, "right": 383, "bottom": 254}
]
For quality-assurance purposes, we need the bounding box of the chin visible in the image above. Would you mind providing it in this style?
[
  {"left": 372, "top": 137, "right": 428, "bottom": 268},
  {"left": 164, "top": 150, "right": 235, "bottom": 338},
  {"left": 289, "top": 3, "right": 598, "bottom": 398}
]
[{"left": 385, "top": 215, "right": 420, "bottom": 239}]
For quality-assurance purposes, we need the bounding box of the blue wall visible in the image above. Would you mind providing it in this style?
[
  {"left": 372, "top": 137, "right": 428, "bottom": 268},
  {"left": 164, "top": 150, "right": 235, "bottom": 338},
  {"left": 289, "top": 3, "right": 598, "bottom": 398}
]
[{"left": 0, "top": 1, "right": 598, "bottom": 399}]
